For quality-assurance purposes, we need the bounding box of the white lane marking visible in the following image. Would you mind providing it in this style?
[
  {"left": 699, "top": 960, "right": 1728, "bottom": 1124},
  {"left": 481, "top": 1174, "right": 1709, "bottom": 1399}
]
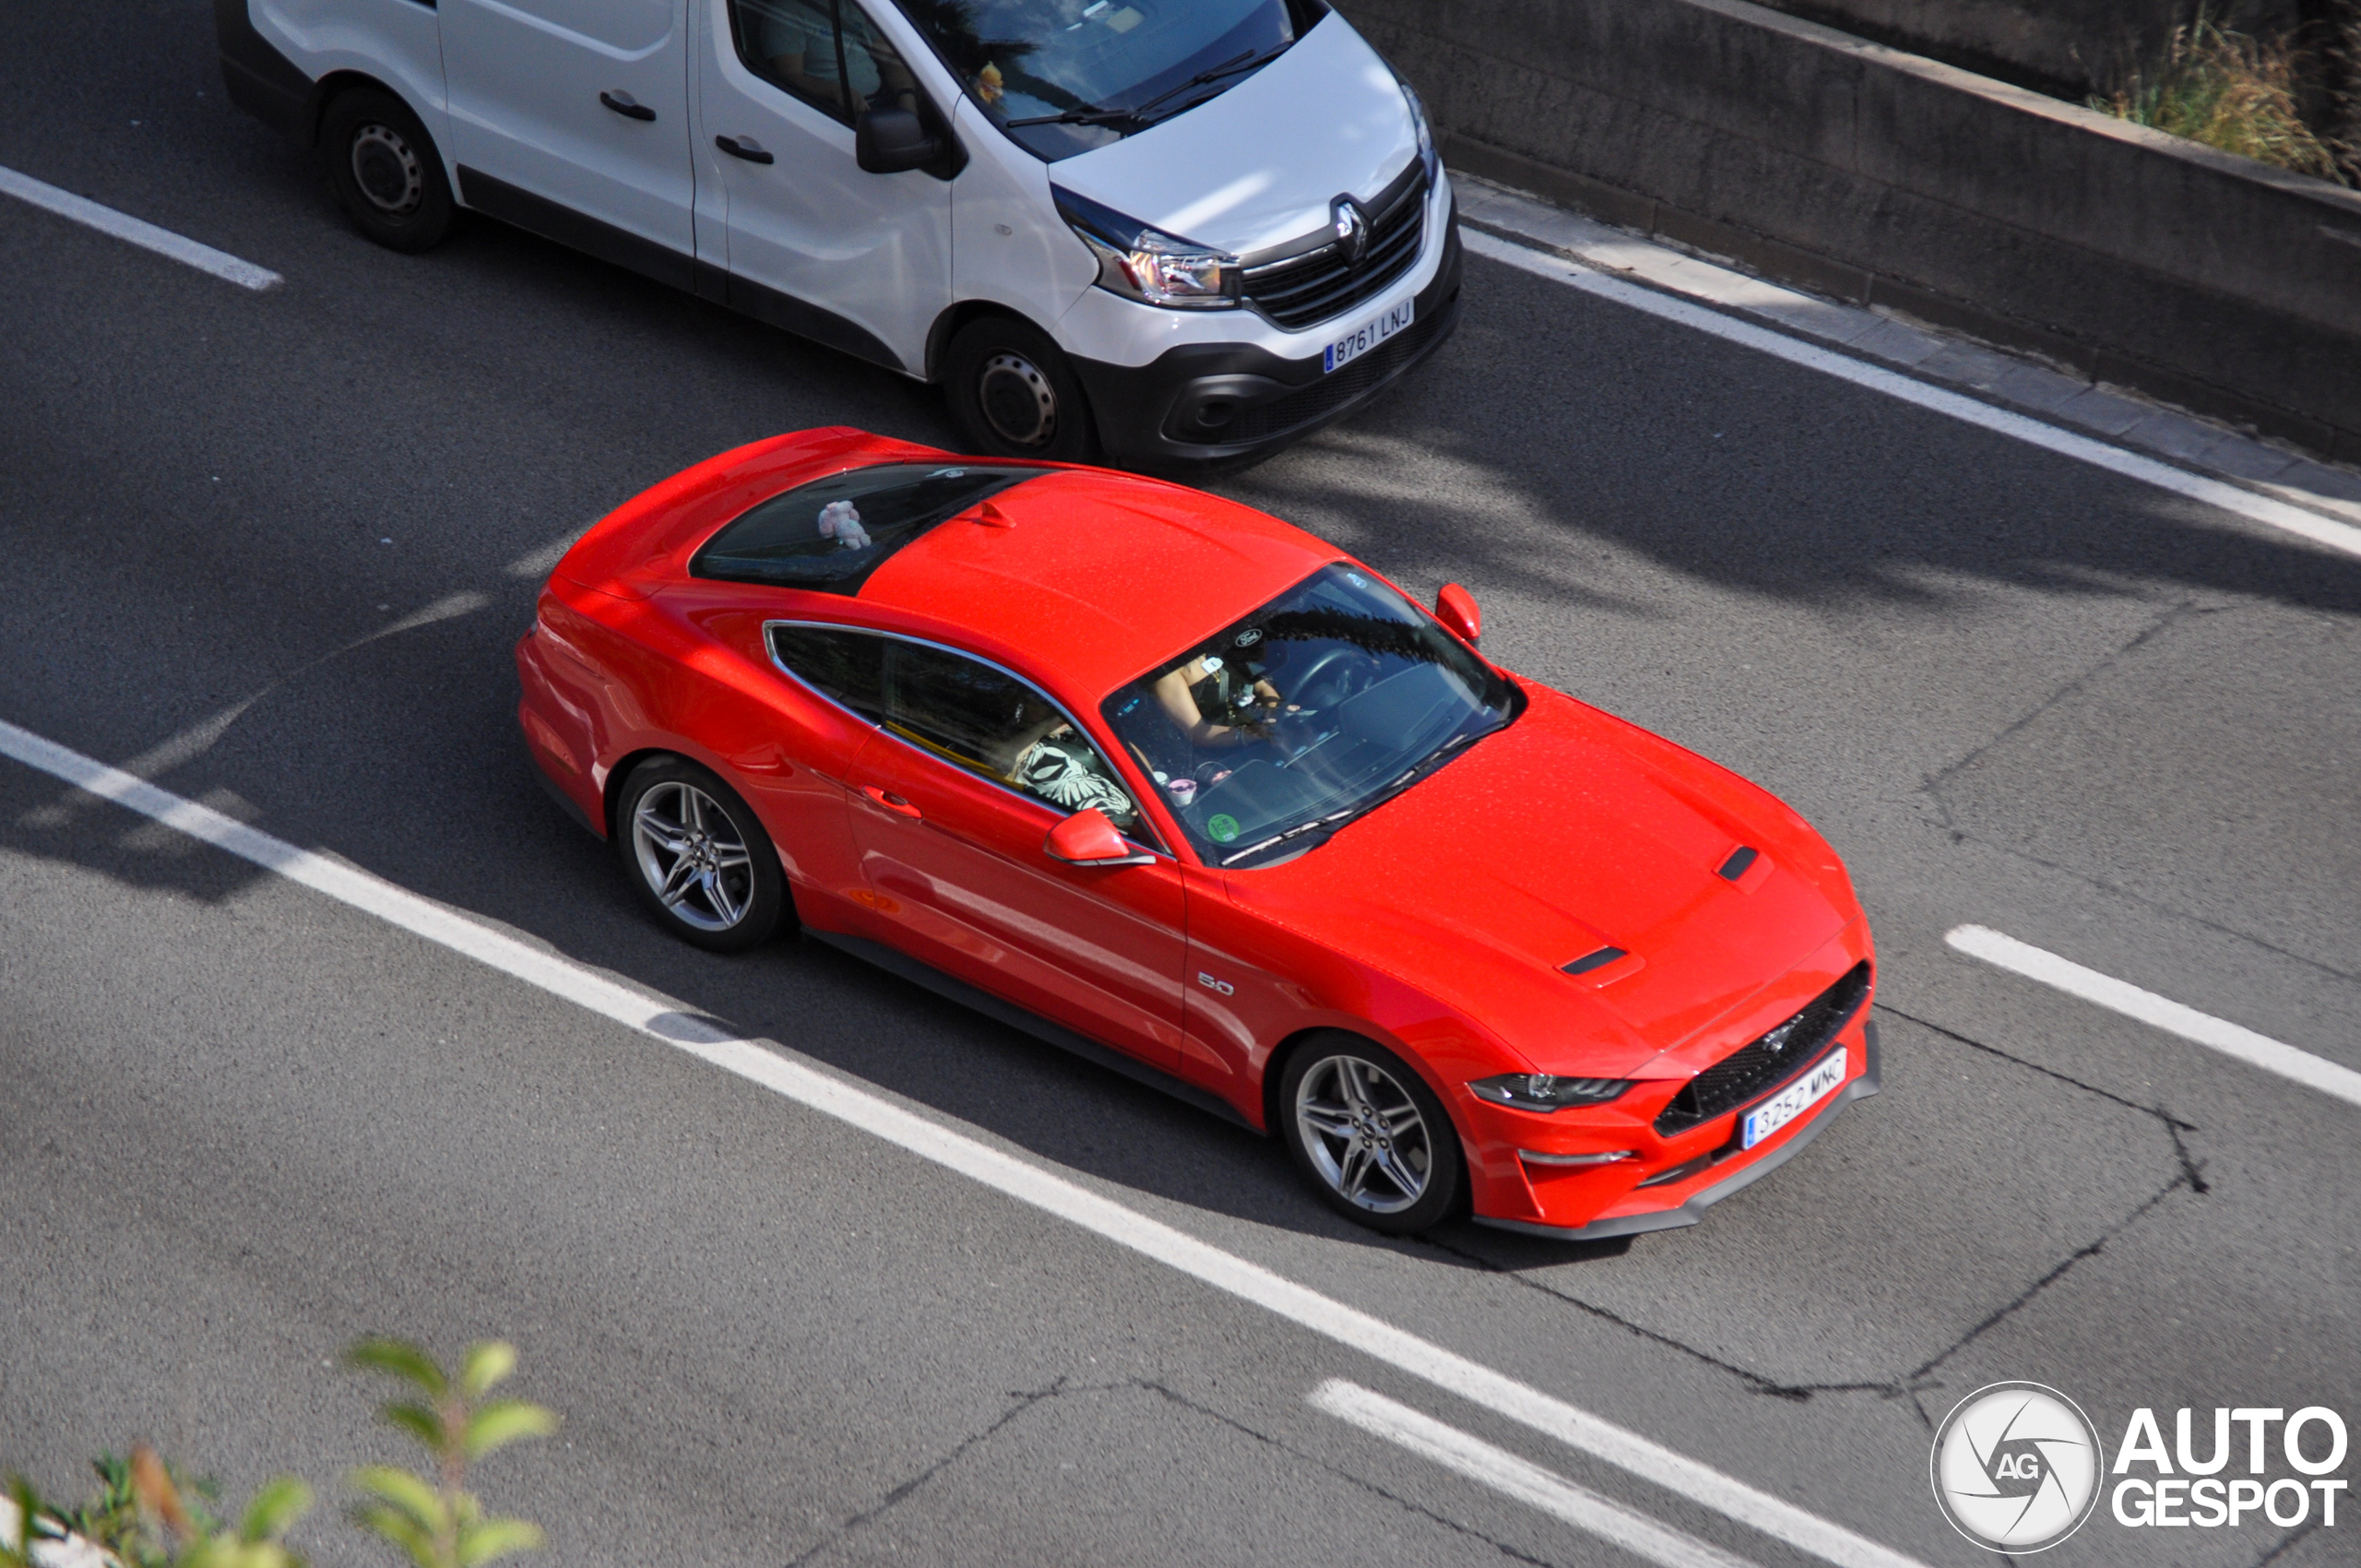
[
  {"left": 1460, "top": 229, "right": 2361, "bottom": 563},
  {"left": 1946, "top": 925, "right": 2361, "bottom": 1110},
  {"left": 0, "top": 164, "right": 282, "bottom": 291},
  {"left": 1313, "top": 1381, "right": 1761, "bottom": 1568},
  {"left": 0, "top": 715, "right": 1929, "bottom": 1568}
]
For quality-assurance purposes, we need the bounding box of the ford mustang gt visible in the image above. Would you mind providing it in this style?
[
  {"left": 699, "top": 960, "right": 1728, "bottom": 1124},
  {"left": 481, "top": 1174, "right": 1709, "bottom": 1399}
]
[{"left": 516, "top": 427, "right": 1880, "bottom": 1239}]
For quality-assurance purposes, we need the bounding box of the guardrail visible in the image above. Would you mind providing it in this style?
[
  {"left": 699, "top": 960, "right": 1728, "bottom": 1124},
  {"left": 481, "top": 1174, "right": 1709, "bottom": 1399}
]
[{"left": 1346, "top": 0, "right": 2361, "bottom": 460}]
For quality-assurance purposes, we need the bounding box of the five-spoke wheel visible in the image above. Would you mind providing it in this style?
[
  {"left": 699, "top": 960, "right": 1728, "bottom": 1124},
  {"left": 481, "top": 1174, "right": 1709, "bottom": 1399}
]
[
  {"left": 614, "top": 757, "right": 787, "bottom": 951},
  {"left": 1280, "top": 1035, "right": 1462, "bottom": 1232}
]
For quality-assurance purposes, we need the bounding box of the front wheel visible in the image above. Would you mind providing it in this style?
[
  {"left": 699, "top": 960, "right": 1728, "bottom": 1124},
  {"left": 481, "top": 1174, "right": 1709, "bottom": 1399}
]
[
  {"left": 318, "top": 87, "right": 457, "bottom": 253},
  {"left": 942, "top": 315, "right": 1099, "bottom": 462},
  {"left": 613, "top": 757, "right": 788, "bottom": 953},
  {"left": 1278, "top": 1035, "right": 1464, "bottom": 1234}
]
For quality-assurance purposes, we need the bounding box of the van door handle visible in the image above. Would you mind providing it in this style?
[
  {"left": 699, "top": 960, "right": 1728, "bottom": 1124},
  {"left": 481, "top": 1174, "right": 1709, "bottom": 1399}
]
[
  {"left": 599, "top": 89, "right": 656, "bottom": 121},
  {"left": 715, "top": 134, "right": 774, "bottom": 163},
  {"left": 860, "top": 786, "right": 921, "bottom": 819}
]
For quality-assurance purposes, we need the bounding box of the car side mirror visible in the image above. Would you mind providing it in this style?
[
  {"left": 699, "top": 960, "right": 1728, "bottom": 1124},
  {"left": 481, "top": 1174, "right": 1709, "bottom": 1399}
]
[
  {"left": 1045, "top": 808, "right": 1155, "bottom": 866},
  {"left": 1435, "top": 582, "right": 1482, "bottom": 647},
  {"left": 856, "top": 109, "right": 941, "bottom": 174}
]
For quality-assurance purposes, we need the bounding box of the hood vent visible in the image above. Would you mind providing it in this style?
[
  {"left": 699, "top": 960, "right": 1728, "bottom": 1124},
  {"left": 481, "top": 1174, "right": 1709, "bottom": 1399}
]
[
  {"left": 1560, "top": 945, "right": 1629, "bottom": 977},
  {"left": 1717, "top": 846, "right": 1760, "bottom": 882}
]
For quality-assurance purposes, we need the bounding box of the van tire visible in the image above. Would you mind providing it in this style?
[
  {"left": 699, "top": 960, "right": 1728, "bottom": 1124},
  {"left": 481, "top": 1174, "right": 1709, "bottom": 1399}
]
[
  {"left": 319, "top": 87, "right": 457, "bottom": 254},
  {"left": 943, "top": 316, "right": 1099, "bottom": 463}
]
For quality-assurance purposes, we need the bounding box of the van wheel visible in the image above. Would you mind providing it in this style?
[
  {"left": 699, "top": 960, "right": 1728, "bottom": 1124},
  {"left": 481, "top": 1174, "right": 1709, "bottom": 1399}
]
[
  {"left": 943, "top": 316, "right": 1099, "bottom": 462},
  {"left": 319, "top": 87, "right": 457, "bottom": 253}
]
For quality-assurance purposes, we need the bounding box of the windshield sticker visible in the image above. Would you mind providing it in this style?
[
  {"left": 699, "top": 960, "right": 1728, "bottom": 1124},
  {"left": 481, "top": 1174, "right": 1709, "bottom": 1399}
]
[{"left": 1207, "top": 814, "right": 1240, "bottom": 843}]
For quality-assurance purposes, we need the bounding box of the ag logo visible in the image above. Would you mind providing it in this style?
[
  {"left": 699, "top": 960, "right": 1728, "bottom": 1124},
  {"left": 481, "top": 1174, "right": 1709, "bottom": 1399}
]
[{"left": 1930, "top": 1383, "right": 2106, "bottom": 1552}]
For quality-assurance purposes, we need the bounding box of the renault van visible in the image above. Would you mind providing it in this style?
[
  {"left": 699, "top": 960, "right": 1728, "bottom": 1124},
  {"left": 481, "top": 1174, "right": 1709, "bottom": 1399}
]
[{"left": 216, "top": 0, "right": 1463, "bottom": 469}]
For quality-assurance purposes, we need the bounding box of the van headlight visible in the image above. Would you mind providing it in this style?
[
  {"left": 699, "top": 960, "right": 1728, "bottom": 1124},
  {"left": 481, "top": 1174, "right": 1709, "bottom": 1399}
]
[
  {"left": 1053, "top": 187, "right": 1240, "bottom": 310},
  {"left": 1397, "top": 75, "right": 1440, "bottom": 184}
]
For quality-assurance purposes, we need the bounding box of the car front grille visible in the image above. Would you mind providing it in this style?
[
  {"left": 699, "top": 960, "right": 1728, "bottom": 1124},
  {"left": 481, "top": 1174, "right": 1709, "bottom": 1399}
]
[
  {"left": 1240, "top": 165, "right": 1428, "bottom": 331},
  {"left": 1653, "top": 962, "right": 1872, "bottom": 1137}
]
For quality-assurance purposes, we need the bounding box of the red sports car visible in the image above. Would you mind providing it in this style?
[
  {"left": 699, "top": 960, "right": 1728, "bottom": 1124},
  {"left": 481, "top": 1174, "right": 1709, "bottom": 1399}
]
[{"left": 517, "top": 428, "right": 1880, "bottom": 1239}]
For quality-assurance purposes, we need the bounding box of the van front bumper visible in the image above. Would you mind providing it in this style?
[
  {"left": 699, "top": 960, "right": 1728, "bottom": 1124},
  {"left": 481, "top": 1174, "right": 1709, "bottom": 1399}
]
[{"left": 1070, "top": 217, "right": 1463, "bottom": 473}]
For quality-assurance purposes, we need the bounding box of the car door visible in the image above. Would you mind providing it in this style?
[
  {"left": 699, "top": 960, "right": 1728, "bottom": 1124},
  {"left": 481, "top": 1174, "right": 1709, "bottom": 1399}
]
[
  {"left": 694, "top": 0, "right": 952, "bottom": 372},
  {"left": 441, "top": 0, "right": 697, "bottom": 283},
  {"left": 846, "top": 636, "right": 1188, "bottom": 1069}
]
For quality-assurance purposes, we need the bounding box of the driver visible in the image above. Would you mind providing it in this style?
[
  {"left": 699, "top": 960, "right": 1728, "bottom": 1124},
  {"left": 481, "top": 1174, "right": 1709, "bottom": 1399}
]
[{"left": 1150, "top": 651, "right": 1289, "bottom": 747}]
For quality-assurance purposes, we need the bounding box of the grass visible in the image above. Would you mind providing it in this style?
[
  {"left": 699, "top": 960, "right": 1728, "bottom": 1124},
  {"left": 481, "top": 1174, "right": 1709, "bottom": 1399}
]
[{"left": 2090, "top": 12, "right": 2349, "bottom": 183}]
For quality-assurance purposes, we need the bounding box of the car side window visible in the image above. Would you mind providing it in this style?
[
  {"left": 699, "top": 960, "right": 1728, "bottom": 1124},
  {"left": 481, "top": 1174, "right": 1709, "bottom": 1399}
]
[
  {"left": 728, "top": 0, "right": 919, "bottom": 125},
  {"left": 882, "top": 640, "right": 1143, "bottom": 834},
  {"left": 769, "top": 624, "right": 887, "bottom": 722}
]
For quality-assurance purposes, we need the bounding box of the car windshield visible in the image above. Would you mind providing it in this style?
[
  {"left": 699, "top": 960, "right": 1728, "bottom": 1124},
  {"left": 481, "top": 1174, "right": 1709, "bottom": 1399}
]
[
  {"left": 1100, "top": 564, "right": 1521, "bottom": 867},
  {"left": 894, "top": 0, "right": 1321, "bottom": 161}
]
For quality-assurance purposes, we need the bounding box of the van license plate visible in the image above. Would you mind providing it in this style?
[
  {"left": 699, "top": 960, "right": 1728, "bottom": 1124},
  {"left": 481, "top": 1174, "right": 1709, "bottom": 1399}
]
[
  {"left": 1323, "top": 298, "right": 1414, "bottom": 373},
  {"left": 1741, "top": 1047, "right": 1847, "bottom": 1149}
]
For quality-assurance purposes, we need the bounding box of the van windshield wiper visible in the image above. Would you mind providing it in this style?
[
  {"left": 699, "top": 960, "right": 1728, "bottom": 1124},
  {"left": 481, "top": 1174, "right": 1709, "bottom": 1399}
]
[{"left": 1005, "top": 42, "right": 1291, "bottom": 130}]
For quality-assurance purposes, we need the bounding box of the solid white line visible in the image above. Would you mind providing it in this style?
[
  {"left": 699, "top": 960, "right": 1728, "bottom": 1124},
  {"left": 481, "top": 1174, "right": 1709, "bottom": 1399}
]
[
  {"left": 0, "top": 714, "right": 1932, "bottom": 1568},
  {"left": 0, "top": 164, "right": 282, "bottom": 291},
  {"left": 1313, "top": 1380, "right": 1761, "bottom": 1568},
  {"left": 1459, "top": 229, "right": 2361, "bottom": 564},
  {"left": 1946, "top": 925, "right": 2361, "bottom": 1110}
]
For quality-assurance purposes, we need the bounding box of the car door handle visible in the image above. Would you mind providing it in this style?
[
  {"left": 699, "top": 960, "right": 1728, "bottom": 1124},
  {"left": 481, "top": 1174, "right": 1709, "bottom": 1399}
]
[
  {"left": 860, "top": 786, "right": 921, "bottom": 819},
  {"left": 715, "top": 134, "right": 774, "bottom": 164},
  {"left": 599, "top": 89, "right": 656, "bottom": 122}
]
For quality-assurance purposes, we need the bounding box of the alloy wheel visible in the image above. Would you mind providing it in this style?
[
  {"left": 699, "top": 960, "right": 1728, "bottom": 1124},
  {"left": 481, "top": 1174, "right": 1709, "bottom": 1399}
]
[
  {"left": 630, "top": 781, "right": 755, "bottom": 933},
  {"left": 1293, "top": 1053, "right": 1435, "bottom": 1215}
]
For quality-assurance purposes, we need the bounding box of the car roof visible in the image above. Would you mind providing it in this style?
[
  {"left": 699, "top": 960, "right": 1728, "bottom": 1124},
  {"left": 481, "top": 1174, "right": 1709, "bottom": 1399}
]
[{"left": 855, "top": 466, "right": 1341, "bottom": 698}]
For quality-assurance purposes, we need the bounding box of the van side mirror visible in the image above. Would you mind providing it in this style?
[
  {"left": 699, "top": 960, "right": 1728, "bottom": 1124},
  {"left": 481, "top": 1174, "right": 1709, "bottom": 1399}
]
[
  {"left": 1435, "top": 582, "right": 1482, "bottom": 647},
  {"left": 856, "top": 109, "right": 941, "bottom": 174},
  {"left": 1045, "top": 808, "right": 1155, "bottom": 866}
]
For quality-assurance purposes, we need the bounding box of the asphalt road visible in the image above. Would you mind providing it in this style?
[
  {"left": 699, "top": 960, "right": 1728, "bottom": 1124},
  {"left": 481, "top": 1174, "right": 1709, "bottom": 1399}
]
[{"left": 3, "top": 5, "right": 2356, "bottom": 1566}]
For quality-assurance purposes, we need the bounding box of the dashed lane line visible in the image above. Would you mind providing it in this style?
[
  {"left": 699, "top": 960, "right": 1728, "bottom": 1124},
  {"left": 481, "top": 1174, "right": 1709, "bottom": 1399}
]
[
  {"left": 1314, "top": 1381, "right": 1762, "bottom": 1568},
  {"left": 0, "top": 713, "right": 1933, "bottom": 1568},
  {"left": 1947, "top": 925, "right": 2361, "bottom": 1110},
  {"left": 0, "top": 164, "right": 281, "bottom": 291},
  {"left": 1459, "top": 228, "right": 2361, "bottom": 564}
]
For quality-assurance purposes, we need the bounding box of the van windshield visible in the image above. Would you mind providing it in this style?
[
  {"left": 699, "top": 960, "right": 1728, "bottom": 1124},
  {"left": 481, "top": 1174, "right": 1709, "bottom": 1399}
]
[{"left": 895, "top": 0, "right": 1323, "bottom": 161}]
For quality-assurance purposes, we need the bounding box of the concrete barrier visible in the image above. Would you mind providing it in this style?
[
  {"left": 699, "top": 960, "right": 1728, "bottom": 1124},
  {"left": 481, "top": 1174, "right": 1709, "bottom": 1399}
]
[{"left": 1346, "top": 0, "right": 2361, "bottom": 458}]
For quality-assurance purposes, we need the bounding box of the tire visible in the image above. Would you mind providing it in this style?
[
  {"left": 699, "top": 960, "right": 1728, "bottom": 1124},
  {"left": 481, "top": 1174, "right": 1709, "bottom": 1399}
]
[
  {"left": 1277, "top": 1034, "right": 1464, "bottom": 1234},
  {"left": 318, "top": 87, "right": 457, "bottom": 253},
  {"left": 942, "top": 315, "right": 1100, "bottom": 463},
  {"left": 613, "top": 757, "right": 788, "bottom": 953}
]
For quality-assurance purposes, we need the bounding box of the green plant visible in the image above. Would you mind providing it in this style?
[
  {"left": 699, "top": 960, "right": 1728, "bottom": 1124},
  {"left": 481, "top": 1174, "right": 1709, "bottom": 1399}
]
[
  {"left": 2091, "top": 9, "right": 2349, "bottom": 182},
  {"left": 343, "top": 1338, "right": 557, "bottom": 1568},
  {"left": 5, "top": 1448, "right": 309, "bottom": 1568}
]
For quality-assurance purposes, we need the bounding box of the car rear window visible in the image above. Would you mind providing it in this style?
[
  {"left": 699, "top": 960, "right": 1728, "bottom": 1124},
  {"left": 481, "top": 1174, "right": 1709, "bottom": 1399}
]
[{"left": 692, "top": 462, "right": 1050, "bottom": 594}]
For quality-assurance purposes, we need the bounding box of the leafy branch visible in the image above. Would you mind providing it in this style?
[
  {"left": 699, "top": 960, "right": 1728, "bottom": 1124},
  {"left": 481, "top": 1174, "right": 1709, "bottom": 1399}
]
[{"left": 344, "top": 1339, "right": 556, "bottom": 1568}]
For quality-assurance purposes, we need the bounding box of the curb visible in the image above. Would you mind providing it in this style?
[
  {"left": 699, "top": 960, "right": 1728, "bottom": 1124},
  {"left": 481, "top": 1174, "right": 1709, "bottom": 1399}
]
[{"left": 1453, "top": 172, "right": 2361, "bottom": 535}]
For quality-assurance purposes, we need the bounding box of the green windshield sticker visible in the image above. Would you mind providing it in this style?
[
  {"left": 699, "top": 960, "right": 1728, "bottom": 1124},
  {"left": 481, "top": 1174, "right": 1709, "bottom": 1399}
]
[{"left": 1207, "top": 814, "right": 1240, "bottom": 843}]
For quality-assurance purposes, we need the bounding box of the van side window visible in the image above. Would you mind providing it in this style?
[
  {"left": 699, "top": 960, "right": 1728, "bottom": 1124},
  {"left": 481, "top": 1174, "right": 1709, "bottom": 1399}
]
[{"left": 729, "top": 0, "right": 919, "bottom": 125}]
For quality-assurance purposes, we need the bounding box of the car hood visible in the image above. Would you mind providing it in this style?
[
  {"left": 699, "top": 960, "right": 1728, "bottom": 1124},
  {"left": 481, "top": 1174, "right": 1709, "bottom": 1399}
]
[
  {"left": 1217, "top": 684, "right": 1859, "bottom": 1077},
  {"left": 1047, "top": 13, "right": 1420, "bottom": 258}
]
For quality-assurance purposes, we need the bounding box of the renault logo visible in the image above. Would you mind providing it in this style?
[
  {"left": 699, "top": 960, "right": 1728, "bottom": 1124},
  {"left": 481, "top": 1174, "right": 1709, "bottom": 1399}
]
[{"left": 1331, "top": 197, "right": 1370, "bottom": 265}]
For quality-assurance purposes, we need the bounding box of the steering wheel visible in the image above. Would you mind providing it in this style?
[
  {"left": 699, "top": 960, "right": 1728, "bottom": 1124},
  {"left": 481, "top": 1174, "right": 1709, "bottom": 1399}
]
[{"left": 1286, "top": 647, "right": 1381, "bottom": 712}]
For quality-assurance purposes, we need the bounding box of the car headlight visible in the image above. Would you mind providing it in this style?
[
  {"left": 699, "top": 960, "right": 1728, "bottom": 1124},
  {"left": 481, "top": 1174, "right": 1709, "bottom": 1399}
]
[
  {"left": 1467, "top": 1074, "right": 1632, "bottom": 1111},
  {"left": 1398, "top": 76, "right": 1439, "bottom": 183},
  {"left": 1053, "top": 187, "right": 1240, "bottom": 310}
]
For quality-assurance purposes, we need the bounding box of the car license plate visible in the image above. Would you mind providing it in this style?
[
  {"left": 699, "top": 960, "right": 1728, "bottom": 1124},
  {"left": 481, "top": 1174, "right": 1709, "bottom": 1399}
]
[
  {"left": 1741, "top": 1047, "right": 1847, "bottom": 1149},
  {"left": 1323, "top": 297, "right": 1414, "bottom": 373}
]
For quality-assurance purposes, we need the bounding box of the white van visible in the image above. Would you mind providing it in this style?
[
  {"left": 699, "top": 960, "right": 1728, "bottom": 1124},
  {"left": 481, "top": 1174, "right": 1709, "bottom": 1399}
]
[{"left": 216, "top": 0, "right": 1463, "bottom": 469}]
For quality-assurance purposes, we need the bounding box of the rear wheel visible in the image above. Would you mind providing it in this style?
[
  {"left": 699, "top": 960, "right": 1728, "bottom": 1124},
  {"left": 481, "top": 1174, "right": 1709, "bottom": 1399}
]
[
  {"left": 942, "top": 315, "right": 1099, "bottom": 462},
  {"left": 614, "top": 757, "right": 787, "bottom": 952},
  {"left": 318, "top": 87, "right": 456, "bottom": 253},
  {"left": 1279, "top": 1034, "right": 1464, "bottom": 1234}
]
